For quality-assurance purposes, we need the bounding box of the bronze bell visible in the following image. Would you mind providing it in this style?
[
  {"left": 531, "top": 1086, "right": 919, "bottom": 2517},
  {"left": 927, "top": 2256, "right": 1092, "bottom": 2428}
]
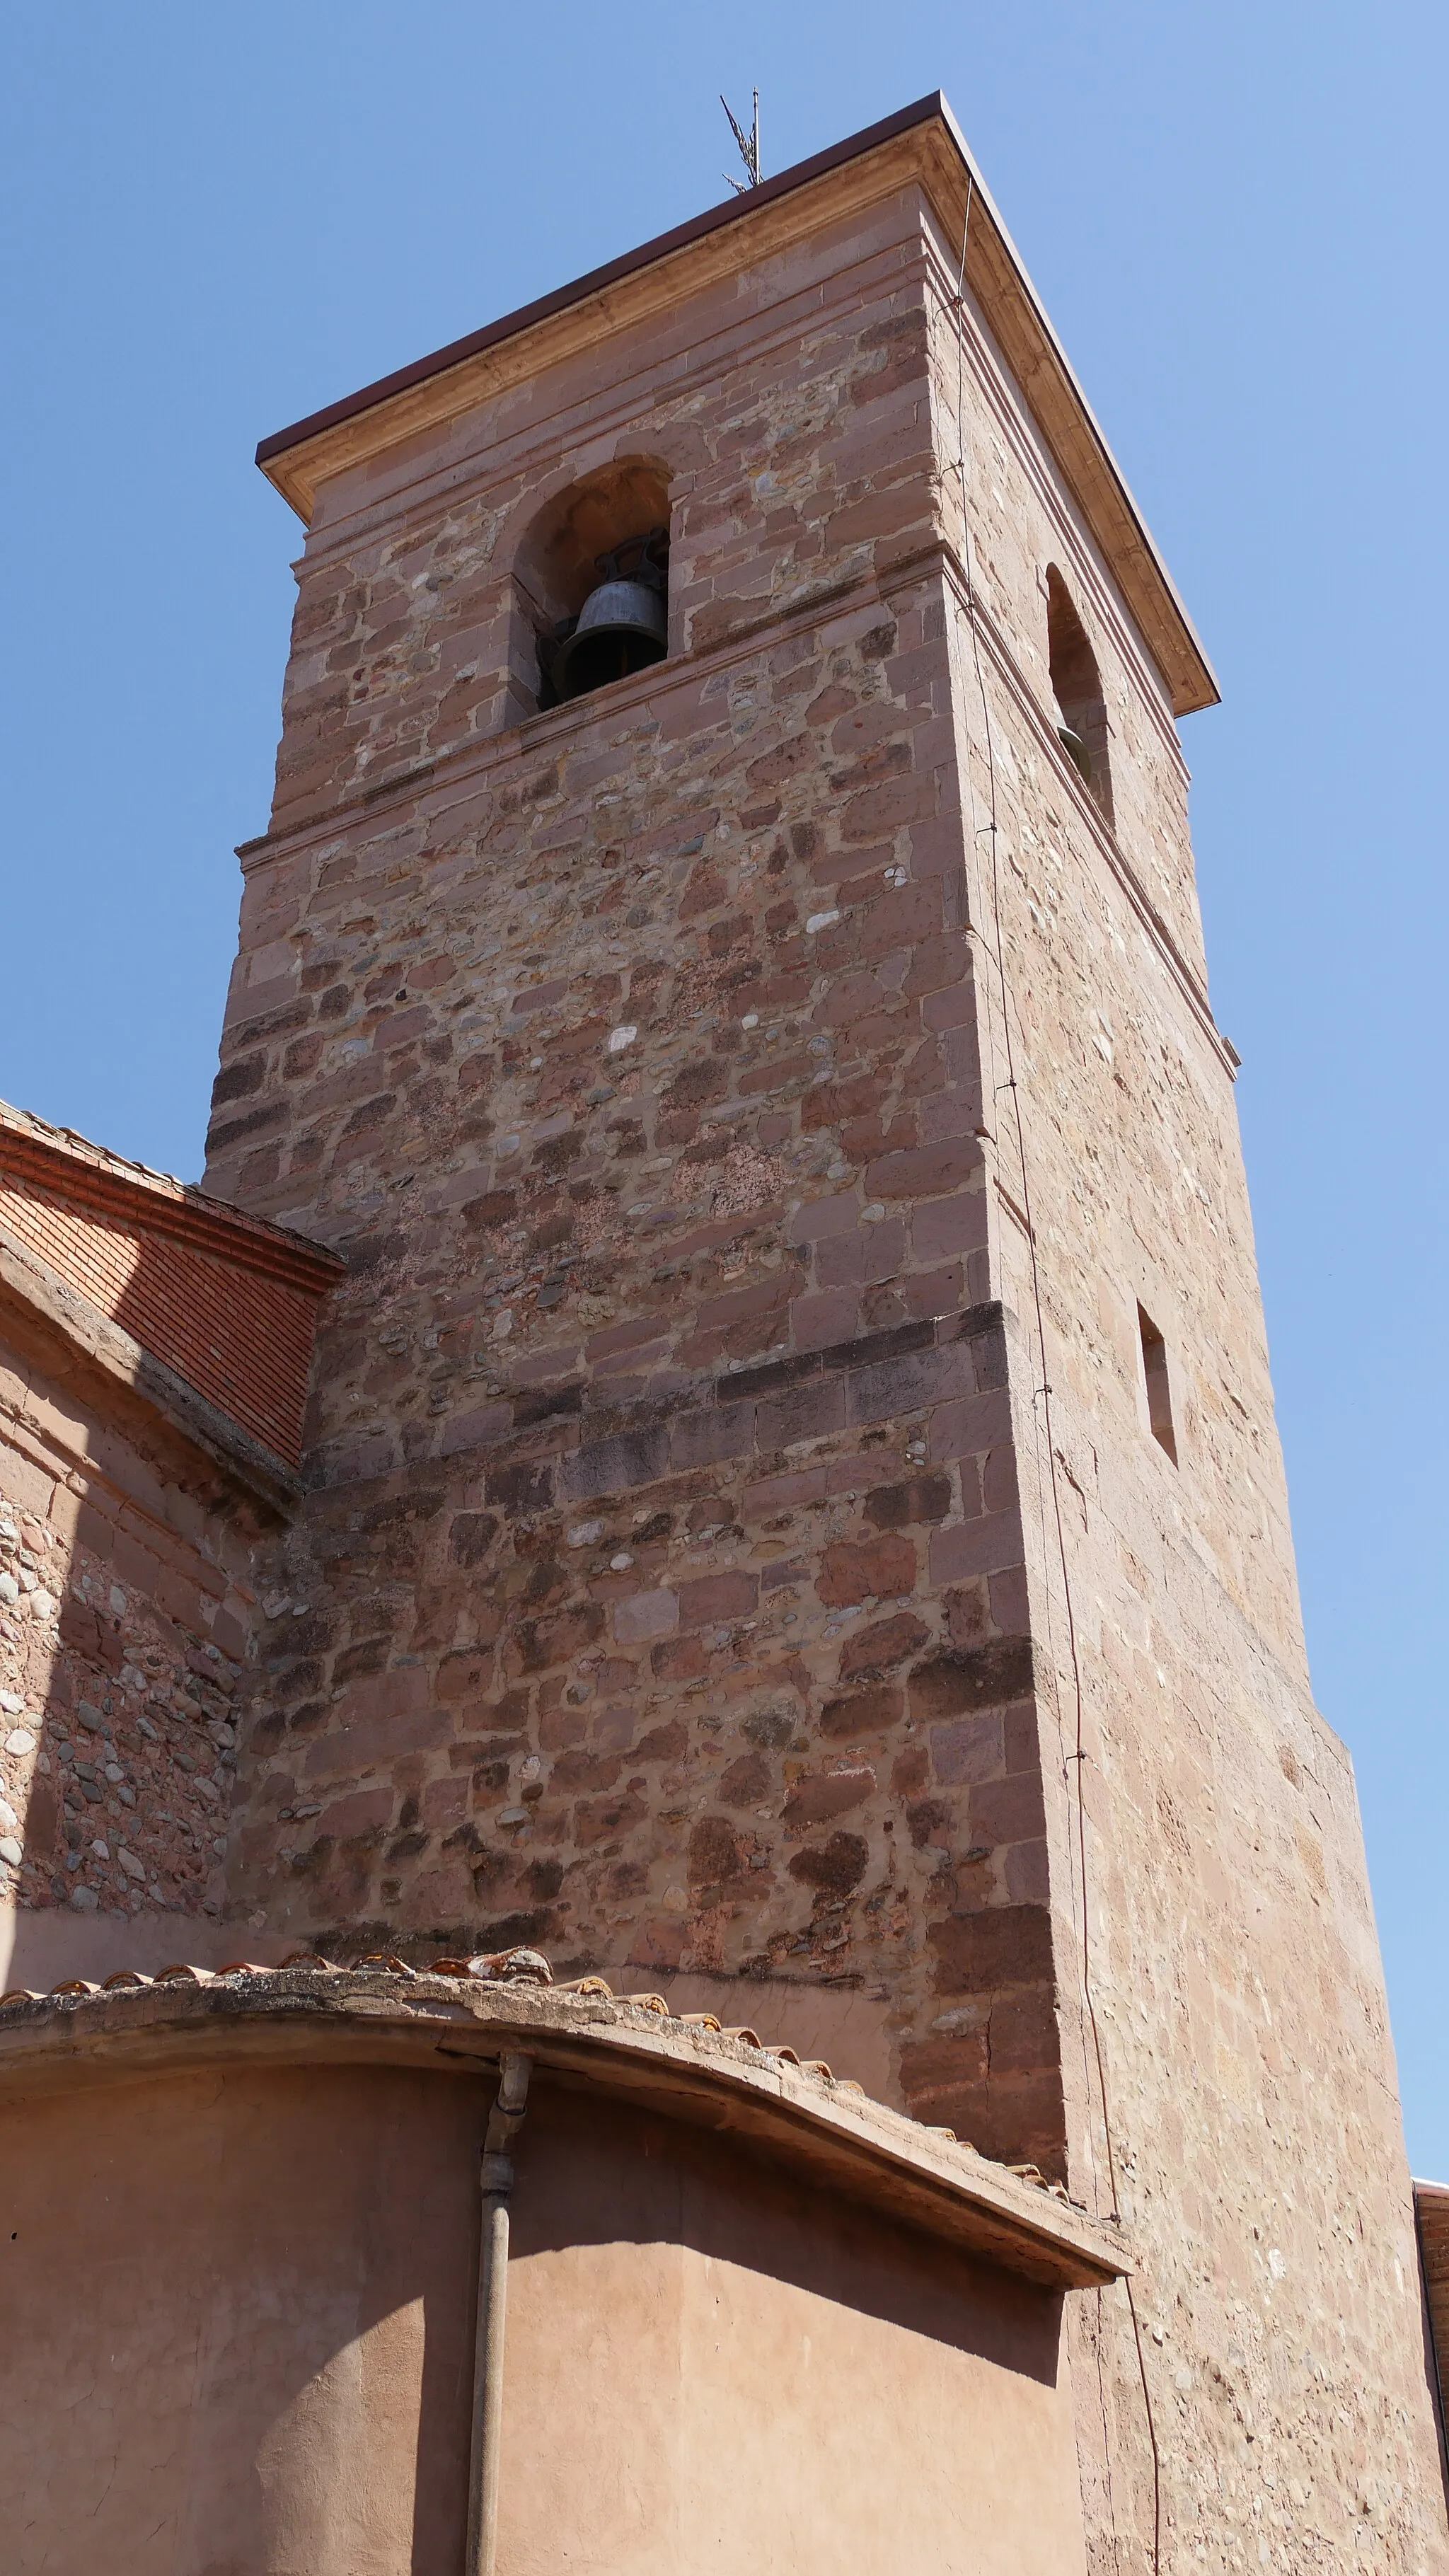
[
  {"left": 551, "top": 529, "right": 669, "bottom": 701},
  {"left": 1049, "top": 688, "right": 1092, "bottom": 783},
  {"left": 1057, "top": 722, "right": 1092, "bottom": 783}
]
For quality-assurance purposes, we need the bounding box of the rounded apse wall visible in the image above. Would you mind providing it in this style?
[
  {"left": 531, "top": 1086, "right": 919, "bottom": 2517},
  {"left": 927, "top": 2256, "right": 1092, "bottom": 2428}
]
[{"left": 0, "top": 1963, "right": 1121, "bottom": 2574}]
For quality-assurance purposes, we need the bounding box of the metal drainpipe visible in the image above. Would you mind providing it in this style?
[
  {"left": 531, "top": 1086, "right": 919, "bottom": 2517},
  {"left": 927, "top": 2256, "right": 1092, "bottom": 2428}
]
[{"left": 465, "top": 2051, "right": 532, "bottom": 2576}]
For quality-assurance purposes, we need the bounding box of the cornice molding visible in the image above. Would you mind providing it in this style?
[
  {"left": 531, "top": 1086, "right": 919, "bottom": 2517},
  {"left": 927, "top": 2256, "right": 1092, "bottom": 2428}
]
[
  {"left": 916, "top": 226, "right": 1190, "bottom": 774},
  {"left": 0, "top": 1225, "right": 300, "bottom": 1518},
  {"left": 0, "top": 1126, "right": 342, "bottom": 1296},
  {"left": 282, "top": 226, "right": 923, "bottom": 579},
  {"left": 254, "top": 94, "right": 1216, "bottom": 719},
  {"left": 934, "top": 548, "right": 1235, "bottom": 1078},
  {"left": 0, "top": 1965, "right": 1129, "bottom": 2291}
]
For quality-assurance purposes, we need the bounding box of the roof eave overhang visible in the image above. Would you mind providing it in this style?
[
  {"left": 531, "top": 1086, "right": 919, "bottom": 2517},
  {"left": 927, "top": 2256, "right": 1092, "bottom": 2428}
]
[
  {"left": 0, "top": 1106, "right": 344, "bottom": 1295},
  {"left": 0, "top": 1968, "right": 1131, "bottom": 2291},
  {"left": 0, "top": 1225, "right": 301, "bottom": 1518},
  {"left": 255, "top": 91, "right": 1218, "bottom": 719}
]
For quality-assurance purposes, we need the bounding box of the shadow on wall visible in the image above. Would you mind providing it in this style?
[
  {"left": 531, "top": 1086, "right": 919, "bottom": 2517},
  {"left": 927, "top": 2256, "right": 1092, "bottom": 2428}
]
[
  {"left": 0, "top": 2059, "right": 481, "bottom": 2575},
  {"left": 512, "top": 2077, "right": 1066, "bottom": 2387},
  {"left": 1046, "top": 566, "right": 1114, "bottom": 828},
  {"left": 0, "top": 1498, "right": 246, "bottom": 1959},
  {"left": 0, "top": 1286, "right": 270, "bottom": 1967},
  {"left": 0, "top": 2044, "right": 1077, "bottom": 2574}
]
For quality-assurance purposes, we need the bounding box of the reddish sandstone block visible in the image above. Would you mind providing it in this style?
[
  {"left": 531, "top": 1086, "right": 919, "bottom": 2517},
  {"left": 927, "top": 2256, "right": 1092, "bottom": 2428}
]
[
  {"left": 912, "top": 1192, "right": 988, "bottom": 1260},
  {"left": 783, "top": 1764, "right": 875, "bottom": 1828},
  {"left": 650, "top": 1635, "right": 706, "bottom": 1682},
  {"left": 756, "top": 1378, "right": 845, "bottom": 1450},
  {"left": 790, "top": 1291, "right": 860, "bottom": 1350},
  {"left": 688, "top": 1813, "right": 748, "bottom": 1887},
  {"left": 846, "top": 1344, "right": 969, "bottom": 1426},
  {"left": 787, "top": 1193, "right": 860, "bottom": 1243},
  {"left": 787, "top": 1830, "right": 868, "bottom": 1894},
  {"left": 928, "top": 1903, "right": 1056, "bottom": 1997},
  {"left": 863, "top": 1474, "right": 952, "bottom": 1527},
  {"left": 838, "top": 1612, "right": 930, "bottom": 1680},
  {"left": 303, "top": 1706, "right": 449, "bottom": 1778},
  {"left": 816, "top": 1535, "right": 916, "bottom": 1605},
  {"left": 320, "top": 1786, "right": 393, "bottom": 1839},
  {"left": 677, "top": 1571, "right": 758, "bottom": 1629},
  {"left": 864, "top": 1138, "right": 982, "bottom": 1201},
  {"left": 928, "top": 1517, "right": 1023, "bottom": 1583},
  {"left": 422, "top": 1776, "right": 469, "bottom": 1826},
  {"left": 560, "top": 1429, "right": 669, "bottom": 1503},
  {"left": 550, "top": 1749, "right": 623, "bottom": 1792},
  {"left": 437, "top": 1646, "right": 497, "bottom": 1703},
  {"left": 929, "top": 1711, "right": 1006, "bottom": 1786},
  {"left": 504, "top": 1602, "right": 606, "bottom": 1675},
  {"left": 969, "top": 1771, "right": 1046, "bottom": 1846},
  {"left": 819, "top": 1685, "right": 904, "bottom": 1740},
  {"left": 669, "top": 1402, "right": 754, "bottom": 1470},
  {"left": 1003, "top": 1838, "right": 1051, "bottom": 1903},
  {"left": 613, "top": 1589, "right": 678, "bottom": 1644},
  {"left": 908, "top": 1639, "right": 1034, "bottom": 1719},
  {"left": 896, "top": 2026, "right": 991, "bottom": 2099}
]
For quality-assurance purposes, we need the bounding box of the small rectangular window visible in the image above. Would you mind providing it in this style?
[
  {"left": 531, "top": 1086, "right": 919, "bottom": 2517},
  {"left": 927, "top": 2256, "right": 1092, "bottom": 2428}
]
[{"left": 1138, "top": 1305, "right": 1177, "bottom": 1463}]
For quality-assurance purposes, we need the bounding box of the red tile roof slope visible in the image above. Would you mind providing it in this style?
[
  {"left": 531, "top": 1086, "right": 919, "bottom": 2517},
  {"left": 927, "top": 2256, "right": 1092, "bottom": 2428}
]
[{"left": 0, "top": 1102, "right": 342, "bottom": 1470}]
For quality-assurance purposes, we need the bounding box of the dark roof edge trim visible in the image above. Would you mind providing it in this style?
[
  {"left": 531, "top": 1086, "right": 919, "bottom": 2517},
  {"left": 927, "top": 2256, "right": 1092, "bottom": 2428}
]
[
  {"left": 253, "top": 90, "right": 1218, "bottom": 712},
  {"left": 255, "top": 95, "right": 947, "bottom": 468}
]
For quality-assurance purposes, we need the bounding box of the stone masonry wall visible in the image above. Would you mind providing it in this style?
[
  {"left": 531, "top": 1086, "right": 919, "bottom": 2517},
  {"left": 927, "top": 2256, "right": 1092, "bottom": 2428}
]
[
  {"left": 210, "top": 550, "right": 1078, "bottom": 2164},
  {"left": 204, "top": 170, "right": 1449, "bottom": 2570},
  {"left": 925, "top": 236, "right": 1449, "bottom": 2571},
  {"left": 0, "top": 1317, "right": 259, "bottom": 1946},
  {"left": 205, "top": 181, "right": 1083, "bottom": 2168}
]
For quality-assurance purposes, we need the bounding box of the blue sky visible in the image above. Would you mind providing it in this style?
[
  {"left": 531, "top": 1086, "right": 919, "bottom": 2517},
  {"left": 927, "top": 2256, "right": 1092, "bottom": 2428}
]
[{"left": 3, "top": 4, "right": 1444, "bottom": 2168}]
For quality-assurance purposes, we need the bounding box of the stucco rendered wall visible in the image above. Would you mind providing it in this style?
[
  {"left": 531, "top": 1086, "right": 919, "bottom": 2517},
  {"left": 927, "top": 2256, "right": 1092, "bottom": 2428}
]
[{"left": 0, "top": 2023, "right": 1089, "bottom": 2575}]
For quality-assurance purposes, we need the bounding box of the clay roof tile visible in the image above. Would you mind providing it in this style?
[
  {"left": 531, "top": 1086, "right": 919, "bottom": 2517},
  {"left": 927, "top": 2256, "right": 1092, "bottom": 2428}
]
[{"left": 0, "top": 1948, "right": 1087, "bottom": 2212}]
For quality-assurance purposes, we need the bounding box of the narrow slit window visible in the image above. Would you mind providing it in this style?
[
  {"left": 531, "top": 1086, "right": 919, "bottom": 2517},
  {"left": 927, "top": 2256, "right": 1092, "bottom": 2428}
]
[{"left": 1138, "top": 1305, "right": 1177, "bottom": 1462}]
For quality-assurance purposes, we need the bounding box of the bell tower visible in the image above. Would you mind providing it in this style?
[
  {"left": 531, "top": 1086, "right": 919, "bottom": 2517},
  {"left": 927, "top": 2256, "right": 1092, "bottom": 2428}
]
[{"left": 207, "top": 96, "right": 1448, "bottom": 2575}]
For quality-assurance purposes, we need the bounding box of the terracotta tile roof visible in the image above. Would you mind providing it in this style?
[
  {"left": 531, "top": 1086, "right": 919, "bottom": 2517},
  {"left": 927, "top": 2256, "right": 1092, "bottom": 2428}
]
[
  {"left": 0, "top": 1943, "right": 1066, "bottom": 2193},
  {"left": 0, "top": 1944, "right": 1127, "bottom": 2289},
  {"left": 0, "top": 1100, "right": 337, "bottom": 1283},
  {"left": 0, "top": 1099, "right": 342, "bottom": 1469}
]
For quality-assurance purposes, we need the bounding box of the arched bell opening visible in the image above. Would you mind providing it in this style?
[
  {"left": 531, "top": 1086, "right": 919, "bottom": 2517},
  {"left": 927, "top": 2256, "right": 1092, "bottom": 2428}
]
[
  {"left": 1045, "top": 566, "right": 1114, "bottom": 827},
  {"left": 512, "top": 461, "right": 673, "bottom": 715}
]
